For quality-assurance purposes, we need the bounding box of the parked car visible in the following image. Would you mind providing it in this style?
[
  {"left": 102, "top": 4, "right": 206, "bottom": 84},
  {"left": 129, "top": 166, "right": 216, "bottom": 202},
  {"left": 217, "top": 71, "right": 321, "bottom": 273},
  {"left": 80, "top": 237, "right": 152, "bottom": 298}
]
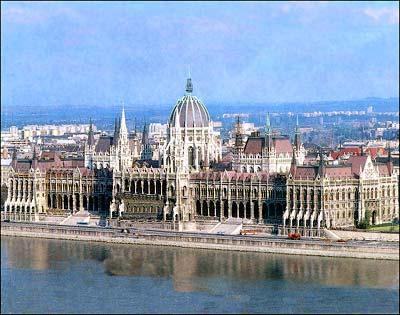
[{"left": 288, "top": 232, "right": 301, "bottom": 240}]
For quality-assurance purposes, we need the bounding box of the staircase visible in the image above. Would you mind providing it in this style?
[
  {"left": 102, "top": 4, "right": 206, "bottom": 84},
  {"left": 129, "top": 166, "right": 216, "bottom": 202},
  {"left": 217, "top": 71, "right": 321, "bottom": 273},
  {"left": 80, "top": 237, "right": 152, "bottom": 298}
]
[{"left": 210, "top": 220, "right": 243, "bottom": 235}]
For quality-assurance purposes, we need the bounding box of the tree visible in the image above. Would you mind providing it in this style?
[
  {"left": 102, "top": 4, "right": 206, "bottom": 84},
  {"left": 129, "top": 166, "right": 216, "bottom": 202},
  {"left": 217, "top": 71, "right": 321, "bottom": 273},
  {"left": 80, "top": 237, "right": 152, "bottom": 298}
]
[{"left": 357, "top": 210, "right": 371, "bottom": 229}]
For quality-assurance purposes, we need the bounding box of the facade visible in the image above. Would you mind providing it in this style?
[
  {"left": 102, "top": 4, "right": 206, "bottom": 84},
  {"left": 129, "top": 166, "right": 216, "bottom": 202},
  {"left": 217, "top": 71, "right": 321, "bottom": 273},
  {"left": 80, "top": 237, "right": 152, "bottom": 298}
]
[
  {"left": 285, "top": 151, "right": 399, "bottom": 231},
  {"left": 2, "top": 78, "right": 399, "bottom": 231},
  {"left": 232, "top": 115, "right": 306, "bottom": 174}
]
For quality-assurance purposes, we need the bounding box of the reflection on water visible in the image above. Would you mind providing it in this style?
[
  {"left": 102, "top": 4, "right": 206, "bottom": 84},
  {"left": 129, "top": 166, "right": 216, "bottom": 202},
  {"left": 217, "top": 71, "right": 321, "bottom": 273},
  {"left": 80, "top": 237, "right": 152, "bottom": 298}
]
[{"left": 3, "top": 236, "right": 399, "bottom": 292}]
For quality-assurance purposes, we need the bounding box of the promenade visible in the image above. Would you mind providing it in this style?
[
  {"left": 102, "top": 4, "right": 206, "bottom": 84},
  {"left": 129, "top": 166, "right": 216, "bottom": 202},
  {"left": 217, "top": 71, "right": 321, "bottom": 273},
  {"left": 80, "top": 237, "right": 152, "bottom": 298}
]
[{"left": 1, "top": 221, "right": 398, "bottom": 261}]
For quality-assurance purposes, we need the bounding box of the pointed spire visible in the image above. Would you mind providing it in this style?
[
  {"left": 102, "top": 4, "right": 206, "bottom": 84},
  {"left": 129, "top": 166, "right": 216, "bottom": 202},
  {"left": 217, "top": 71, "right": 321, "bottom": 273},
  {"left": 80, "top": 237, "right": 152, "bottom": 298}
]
[
  {"left": 32, "top": 146, "right": 38, "bottom": 169},
  {"left": 87, "top": 118, "right": 95, "bottom": 146},
  {"left": 291, "top": 146, "right": 297, "bottom": 165},
  {"left": 113, "top": 117, "right": 119, "bottom": 144},
  {"left": 32, "top": 146, "right": 37, "bottom": 160},
  {"left": 119, "top": 101, "right": 128, "bottom": 137},
  {"left": 142, "top": 122, "right": 149, "bottom": 145},
  {"left": 266, "top": 113, "right": 271, "bottom": 132},
  {"left": 294, "top": 114, "right": 301, "bottom": 150},
  {"left": 11, "top": 149, "right": 17, "bottom": 169},
  {"left": 318, "top": 147, "right": 324, "bottom": 176},
  {"left": 265, "top": 113, "right": 272, "bottom": 153},
  {"left": 387, "top": 143, "right": 393, "bottom": 175},
  {"left": 386, "top": 142, "right": 392, "bottom": 161},
  {"left": 290, "top": 146, "right": 297, "bottom": 176},
  {"left": 234, "top": 115, "right": 243, "bottom": 153}
]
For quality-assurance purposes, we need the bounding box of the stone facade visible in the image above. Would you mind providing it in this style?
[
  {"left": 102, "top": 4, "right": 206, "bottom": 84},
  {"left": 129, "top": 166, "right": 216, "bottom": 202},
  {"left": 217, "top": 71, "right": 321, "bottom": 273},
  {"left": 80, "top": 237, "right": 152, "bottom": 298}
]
[{"left": 2, "top": 78, "right": 399, "bottom": 231}]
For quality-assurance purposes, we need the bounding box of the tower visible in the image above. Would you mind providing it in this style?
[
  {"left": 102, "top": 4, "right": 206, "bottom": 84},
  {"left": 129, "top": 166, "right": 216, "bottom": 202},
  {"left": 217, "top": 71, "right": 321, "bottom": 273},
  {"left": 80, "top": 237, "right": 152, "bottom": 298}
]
[
  {"left": 294, "top": 115, "right": 301, "bottom": 151},
  {"left": 84, "top": 118, "right": 96, "bottom": 169},
  {"left": 234, "top": 115, "right": 244, "bottom": 154},
  {"left": 293, "top": 114, "right": 305, "bottom": 166},
  {"left": 115, "top": 104, "right": 132, "bottom": 171},
  {"left": 32, "top": 146, "right": 38, "bottom": 170},
  {"left": 318, "top": 147, "right": 325, "bottom": 177},
  {"left": 141, "top": 123, "right": 153, "bottom": 160},
  {"left": 264, "top": 113, "right": 272, "bottom": 156}
]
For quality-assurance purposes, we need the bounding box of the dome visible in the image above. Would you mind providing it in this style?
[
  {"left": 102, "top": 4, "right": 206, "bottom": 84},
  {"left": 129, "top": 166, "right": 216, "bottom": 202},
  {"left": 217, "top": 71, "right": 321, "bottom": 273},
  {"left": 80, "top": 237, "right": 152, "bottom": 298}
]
[{"left": 169, "top": 79, "right": 210, "bottom": 128}]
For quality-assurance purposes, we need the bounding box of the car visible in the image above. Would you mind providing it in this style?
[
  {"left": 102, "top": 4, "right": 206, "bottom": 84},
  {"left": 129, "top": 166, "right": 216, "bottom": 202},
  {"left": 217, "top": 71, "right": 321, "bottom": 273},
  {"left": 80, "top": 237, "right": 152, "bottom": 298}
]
[{"left": 216, "top": 231, "right": 225, "bottom": 235}]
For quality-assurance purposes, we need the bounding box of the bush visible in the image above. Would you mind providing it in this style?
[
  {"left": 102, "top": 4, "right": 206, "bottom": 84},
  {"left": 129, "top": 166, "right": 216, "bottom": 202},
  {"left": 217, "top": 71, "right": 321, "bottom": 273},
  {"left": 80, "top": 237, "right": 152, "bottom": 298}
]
[{"left": 357, "top": 210, "right": 371, "bottom": 229}]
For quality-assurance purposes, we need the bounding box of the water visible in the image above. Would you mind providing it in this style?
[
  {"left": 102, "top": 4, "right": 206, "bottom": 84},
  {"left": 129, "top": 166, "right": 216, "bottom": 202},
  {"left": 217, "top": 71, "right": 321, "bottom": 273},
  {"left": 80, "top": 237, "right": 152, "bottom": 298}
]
[{"left": 1, "top": 236, "right": 399, "bottom": 314}]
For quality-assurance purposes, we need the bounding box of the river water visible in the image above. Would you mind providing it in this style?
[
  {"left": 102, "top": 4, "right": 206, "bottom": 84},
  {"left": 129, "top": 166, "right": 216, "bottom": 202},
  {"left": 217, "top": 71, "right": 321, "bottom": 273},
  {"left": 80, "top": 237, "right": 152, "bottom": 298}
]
[{"left": 1, "top": 236, "right": 399, "bottom": 314}]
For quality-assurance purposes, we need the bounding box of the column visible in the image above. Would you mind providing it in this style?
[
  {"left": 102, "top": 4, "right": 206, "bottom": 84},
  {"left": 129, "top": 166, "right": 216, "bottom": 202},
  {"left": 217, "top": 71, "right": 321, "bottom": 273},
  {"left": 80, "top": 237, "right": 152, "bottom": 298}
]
[
  {"left": 220, "top": 197, "right": 223, "bottom": 221},
  {"left": 79, "top": 194, "right": 83, "bottom": 211},
  {"left": 72, "top": 194, "right": 76, "bottom": 213}
]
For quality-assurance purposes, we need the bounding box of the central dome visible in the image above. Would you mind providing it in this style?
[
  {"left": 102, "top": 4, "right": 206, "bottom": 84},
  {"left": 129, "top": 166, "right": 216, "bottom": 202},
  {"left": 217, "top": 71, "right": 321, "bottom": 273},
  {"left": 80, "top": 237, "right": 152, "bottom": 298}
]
[{"left": 169, "top": 79, "right": 210, "bottom": 128}]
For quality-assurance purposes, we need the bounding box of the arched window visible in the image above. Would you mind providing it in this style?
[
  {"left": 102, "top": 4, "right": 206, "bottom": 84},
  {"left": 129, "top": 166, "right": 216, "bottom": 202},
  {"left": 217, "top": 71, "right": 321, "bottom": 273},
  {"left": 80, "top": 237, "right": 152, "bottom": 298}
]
[{"left": 188, "top": 147, "right": 195, "bottom": 167}]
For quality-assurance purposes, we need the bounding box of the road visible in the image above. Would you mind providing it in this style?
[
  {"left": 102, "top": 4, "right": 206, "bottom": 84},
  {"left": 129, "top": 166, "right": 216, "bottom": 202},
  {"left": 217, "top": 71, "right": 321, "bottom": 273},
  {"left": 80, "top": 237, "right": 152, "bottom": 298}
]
[{"left": 2, "top": 220, "right": 398, "bottom": 250}]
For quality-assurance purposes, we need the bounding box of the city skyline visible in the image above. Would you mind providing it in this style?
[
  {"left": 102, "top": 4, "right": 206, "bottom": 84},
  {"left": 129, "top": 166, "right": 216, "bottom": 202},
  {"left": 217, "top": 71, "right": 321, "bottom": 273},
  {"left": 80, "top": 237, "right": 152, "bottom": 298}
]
[{"left": 1, "top": 1, "right": 399, "bottom": 108}]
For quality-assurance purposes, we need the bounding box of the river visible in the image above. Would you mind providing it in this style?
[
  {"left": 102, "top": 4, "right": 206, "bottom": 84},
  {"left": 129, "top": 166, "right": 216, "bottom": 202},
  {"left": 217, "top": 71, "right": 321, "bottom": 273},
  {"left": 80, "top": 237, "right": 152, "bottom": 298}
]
[{"left": 1, "top": 236, "right": 399, "bottom": 314}]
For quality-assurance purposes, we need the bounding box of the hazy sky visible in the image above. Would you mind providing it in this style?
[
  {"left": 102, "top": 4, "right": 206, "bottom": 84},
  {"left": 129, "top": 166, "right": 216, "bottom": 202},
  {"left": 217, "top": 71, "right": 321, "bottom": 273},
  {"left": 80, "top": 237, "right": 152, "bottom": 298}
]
[{"left": 1, "top": 1, "right": 399, "bottom": 108}]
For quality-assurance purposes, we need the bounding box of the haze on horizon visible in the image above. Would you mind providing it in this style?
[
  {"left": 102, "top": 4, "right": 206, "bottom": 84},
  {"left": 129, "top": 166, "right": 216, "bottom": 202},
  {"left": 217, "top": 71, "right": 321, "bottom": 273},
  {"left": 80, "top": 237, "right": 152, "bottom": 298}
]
[{"left": 1, "top": 1, "right": 399, "bottom": 109}]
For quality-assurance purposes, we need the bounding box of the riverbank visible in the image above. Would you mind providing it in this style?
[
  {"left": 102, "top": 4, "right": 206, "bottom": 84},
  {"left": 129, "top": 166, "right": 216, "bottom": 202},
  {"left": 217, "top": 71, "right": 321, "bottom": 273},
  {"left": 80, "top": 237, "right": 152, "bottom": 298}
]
[{"left": 1, "top": 222, "right": 398, "bottom": 260}]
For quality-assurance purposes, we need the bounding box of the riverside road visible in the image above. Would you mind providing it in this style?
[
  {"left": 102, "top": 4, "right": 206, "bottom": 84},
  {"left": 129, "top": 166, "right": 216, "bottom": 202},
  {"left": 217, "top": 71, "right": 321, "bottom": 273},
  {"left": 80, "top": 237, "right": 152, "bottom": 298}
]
[{"left": 2, "top": 220, "right": 398, "bottom": 251}]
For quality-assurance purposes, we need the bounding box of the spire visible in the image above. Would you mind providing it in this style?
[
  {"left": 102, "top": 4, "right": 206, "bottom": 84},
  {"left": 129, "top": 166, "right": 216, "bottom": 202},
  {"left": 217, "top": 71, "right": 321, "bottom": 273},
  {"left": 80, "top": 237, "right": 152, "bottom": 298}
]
[
  {"left": 386, "top": 142, "right": 392, "bottom": 159},
  {"left": 265, "top": 113, "right": 272, "bottom": 153},
  {"left": 142, "top": 123, "right": 149, "bottom": 145},
  {"left": 32, "top": 146, "right": 38, "bottom": 169},
  {"left": 294, "top": 114, "right": 301, "bottom": 150},
  {"left": 87, "top": 118, "right": 95, "bottom": 146},
  {"left": 185, "top": 78, "right": 193, "bottom": 94},
  {"left": 266, "top": 113, "right": 271, "bottom": 133},
  {"left": 290, "top": 146, "right": 297, "bottom": 176},
  {"left": 387, "top": 143, "right": 393, "bottom": 175},
  {"left": 119, "top": 101, "right": 128, "bottom": 137},
  {"left": 11, "top": 149, "right": 17, "bottom": 170},
  {"left": 113, "top": 117, "right": 119, "bottom": 144},
  {"left": 318, "top": 147, "right": 324, "bottom": 176},
  {"left": 141, "top": 121, "right": 152, "bottom": 160},
  {"left": 234, "top": 115, "right": 244, "bottom": 153}
]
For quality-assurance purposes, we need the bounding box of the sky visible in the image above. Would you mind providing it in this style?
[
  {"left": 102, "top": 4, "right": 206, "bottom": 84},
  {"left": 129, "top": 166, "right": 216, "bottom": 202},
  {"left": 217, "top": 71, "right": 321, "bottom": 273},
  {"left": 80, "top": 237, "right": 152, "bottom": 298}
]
[{"left": 1, "top": 1, "right": 399, "bottom": 108}]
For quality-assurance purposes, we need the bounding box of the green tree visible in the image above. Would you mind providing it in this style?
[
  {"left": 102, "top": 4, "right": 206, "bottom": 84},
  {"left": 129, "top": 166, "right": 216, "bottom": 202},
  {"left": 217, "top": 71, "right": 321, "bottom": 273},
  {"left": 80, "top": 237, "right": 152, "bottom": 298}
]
[{"left": 357, "top": 210, "right": 371, "bottom": 229}]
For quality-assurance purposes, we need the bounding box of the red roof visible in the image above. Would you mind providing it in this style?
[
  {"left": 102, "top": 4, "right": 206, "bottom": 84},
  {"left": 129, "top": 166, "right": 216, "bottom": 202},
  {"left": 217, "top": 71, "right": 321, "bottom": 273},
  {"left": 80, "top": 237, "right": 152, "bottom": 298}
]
[
  {"left": 347, "top": 155, "right": 368, "bottom": 176},
  {"left": 330, "top": 147, "right": 386, "bottom": 160},
  {"left": 243, "top": 136, "right": 292, "bottom": 155},
  {"left": 243, "top": 138, "right": 264, "bottom": 154},
  {"left": 273, "top": 138, "right": 292, "bottom": 154}
]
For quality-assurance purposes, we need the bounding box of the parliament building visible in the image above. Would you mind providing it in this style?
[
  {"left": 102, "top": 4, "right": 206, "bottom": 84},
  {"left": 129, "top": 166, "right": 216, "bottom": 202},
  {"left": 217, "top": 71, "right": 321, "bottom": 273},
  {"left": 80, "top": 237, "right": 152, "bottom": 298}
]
[{"left": 3, "top": 78, "right": 399, "bottom": 232}]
